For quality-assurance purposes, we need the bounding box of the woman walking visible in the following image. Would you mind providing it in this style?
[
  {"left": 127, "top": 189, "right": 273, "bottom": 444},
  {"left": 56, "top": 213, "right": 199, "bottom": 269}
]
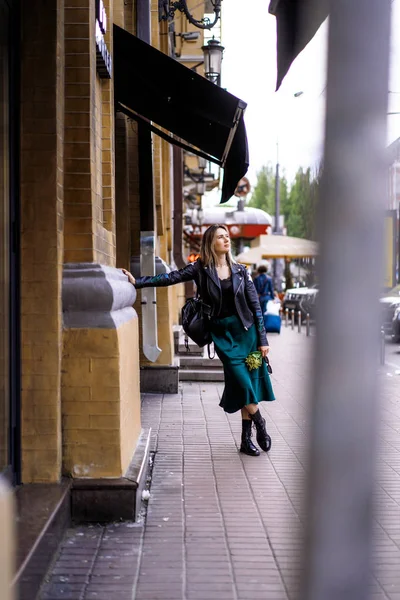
[{"left": 122, "top": 224, "right": 275, "bottom": 456}]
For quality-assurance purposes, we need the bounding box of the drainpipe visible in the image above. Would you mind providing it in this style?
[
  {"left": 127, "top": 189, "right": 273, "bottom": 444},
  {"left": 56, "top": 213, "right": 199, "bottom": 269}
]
[
  {"left": 173, "top": 146, "right": 185, "bottom": 269},
  {"left": 136, "top": 0, "right": 161, "bottom": 362},
  {"left": 173, "top": 146, "right": 193, "bottom": 300}
]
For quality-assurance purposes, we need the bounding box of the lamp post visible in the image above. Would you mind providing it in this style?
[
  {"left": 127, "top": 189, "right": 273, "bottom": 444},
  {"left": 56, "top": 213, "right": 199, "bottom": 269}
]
[
  {"left": 202, "top": 38, "right": 224, "bottom": 86},
  {"left": 273, "top": 141, "right": 281, "bottom": 290},
  {"left": 273, "top": 90, "right": 306, "bottom": 290},
  {"left": 197, "top": 206, "right": 204, "bottom": 228}
]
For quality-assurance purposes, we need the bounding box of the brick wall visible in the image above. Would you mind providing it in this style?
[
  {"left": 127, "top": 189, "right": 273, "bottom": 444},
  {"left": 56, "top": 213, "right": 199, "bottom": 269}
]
[
  {"left": 64, "top": 0, "right": 93, "bottom": 263},
  {"left": 62, "top": 322, "right": 140, "bottom": 477},
  {"left": 64, "top": 0, "right": 115, "bottom": 266},
  {"left": 20, "top": 0, "right": 64, "bottom": 483}
]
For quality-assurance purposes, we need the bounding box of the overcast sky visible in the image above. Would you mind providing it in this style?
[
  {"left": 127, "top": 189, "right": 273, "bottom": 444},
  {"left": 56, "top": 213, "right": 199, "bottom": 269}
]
[{"left": 205, "top": 0, "right": 400, "bottom": 204}]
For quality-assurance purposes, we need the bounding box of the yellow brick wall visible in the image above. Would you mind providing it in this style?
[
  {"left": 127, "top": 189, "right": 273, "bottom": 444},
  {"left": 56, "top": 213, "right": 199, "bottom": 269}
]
[
  {"left": 20, "top": 0, "right": 64, "bottom": 483},
  {"left": 64, "top": 0, "right": 94, "bottom": 264},
  {"left": 18, "top": 0, "right": 163, "bottom": 483},
  {"left": 64, "top": 0, "right": 116, "bottom": 266},
  {"left": 118, "top": 319, "right": 141, "bottom": 471},
  {"left": 62, "top": 318, "right": 141, "bottom": 478}
]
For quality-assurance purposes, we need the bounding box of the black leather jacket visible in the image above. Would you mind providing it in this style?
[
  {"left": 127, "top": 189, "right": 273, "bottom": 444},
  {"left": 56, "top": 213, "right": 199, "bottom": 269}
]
[{"left": 135, "top": 259, "right": 269, "bottom": 347}]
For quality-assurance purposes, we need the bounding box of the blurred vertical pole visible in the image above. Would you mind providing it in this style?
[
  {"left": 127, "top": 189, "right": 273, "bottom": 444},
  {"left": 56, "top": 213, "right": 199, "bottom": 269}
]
[
  {"left": 274, "top": 143, "right": 280, "bottom": 232},
  {"left": 302, "top": 1, "right": 391, "bottom": 600},
  {"left": 273, "top": 142, "right": 280, "bottom": 289}
]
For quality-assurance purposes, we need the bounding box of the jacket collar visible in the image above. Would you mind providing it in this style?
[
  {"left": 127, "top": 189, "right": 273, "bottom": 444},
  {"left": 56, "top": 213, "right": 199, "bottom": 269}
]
[
  {"left": 231, "top": 262, "right": 242, "bottom": 275},
  {"left": 203, "top": 264, "right": 220, "bottom": 289},
  {"left": 203, "top": 261, "right": 244, "bottom": 291}
]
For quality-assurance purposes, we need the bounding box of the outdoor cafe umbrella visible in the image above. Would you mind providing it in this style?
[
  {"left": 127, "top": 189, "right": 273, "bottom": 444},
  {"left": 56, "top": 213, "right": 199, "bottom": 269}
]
[{"left": 235, "top": 235, "right": 318, "bottom": 264}]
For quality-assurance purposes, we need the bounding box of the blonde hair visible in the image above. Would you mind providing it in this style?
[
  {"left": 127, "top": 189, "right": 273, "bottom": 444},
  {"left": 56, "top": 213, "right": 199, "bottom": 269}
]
[{"left": 200, "top": 224, "right": 236, "bottom": 268}]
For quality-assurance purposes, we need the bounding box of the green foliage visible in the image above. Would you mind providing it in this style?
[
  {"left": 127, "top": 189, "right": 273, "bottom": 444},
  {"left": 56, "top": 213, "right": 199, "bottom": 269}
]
[
  {"left": 249, "top": 163, "right": 321, "bottom": 240},
  {"left": 248, "top": 163, "right": 288, "bottom": 217}
]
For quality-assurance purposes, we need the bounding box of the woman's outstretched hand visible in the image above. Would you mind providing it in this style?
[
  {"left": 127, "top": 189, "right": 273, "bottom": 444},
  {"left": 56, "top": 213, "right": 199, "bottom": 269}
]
[
  {"left": 121, "top": 268, "right": 136, "bottom": 286},
  {"left": 258, "top": 346, "right": 270, "bottom": 358}
]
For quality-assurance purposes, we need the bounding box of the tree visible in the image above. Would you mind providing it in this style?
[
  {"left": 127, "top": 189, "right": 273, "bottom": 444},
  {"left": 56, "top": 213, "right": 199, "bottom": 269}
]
[
  {"left": 249, "top": 163, "right": 321, "bottom": 241},
  {"left": 285, "top": 166, "right": 321, "bottom": 240},
  {"left": 248, "top": 163, "right": 288, "bottom": 219}
]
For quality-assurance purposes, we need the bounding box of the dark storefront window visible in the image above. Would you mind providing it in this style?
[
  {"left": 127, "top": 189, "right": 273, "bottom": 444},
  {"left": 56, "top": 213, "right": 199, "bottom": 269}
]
[{"left": 0, "top": 2, "right": 10, "bottom": 475}]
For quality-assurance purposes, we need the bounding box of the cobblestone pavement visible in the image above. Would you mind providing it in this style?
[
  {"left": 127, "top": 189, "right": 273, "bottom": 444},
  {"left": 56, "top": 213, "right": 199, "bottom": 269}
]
[{"left": 39, "top": 326, "right": 400, "bottom": 600}]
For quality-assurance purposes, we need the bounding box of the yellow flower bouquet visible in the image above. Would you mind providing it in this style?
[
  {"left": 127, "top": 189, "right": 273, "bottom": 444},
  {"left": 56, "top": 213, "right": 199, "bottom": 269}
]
[{"left": 245, "top": 351, "right": 263, "bottom": 371}]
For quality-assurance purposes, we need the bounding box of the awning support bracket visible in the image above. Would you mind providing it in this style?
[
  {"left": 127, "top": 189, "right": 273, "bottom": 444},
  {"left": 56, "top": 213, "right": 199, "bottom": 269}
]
[{"left": 116, "top": 101, "right": 223, "bottom": 167}]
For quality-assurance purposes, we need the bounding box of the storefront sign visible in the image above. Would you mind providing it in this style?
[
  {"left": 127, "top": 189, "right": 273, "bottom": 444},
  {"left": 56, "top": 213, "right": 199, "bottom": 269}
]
[{"left": 96, "top": 0, "right": 112, "bottom": 78}]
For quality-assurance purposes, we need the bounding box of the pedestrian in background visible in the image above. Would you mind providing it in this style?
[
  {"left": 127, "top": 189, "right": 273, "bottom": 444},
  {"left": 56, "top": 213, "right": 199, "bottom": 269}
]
[
  {"left": 122, "top": 224, "right": 275, "bottom": 456},
  {"left": 253, "top": 265, "right": 274, "bottom": 315}
]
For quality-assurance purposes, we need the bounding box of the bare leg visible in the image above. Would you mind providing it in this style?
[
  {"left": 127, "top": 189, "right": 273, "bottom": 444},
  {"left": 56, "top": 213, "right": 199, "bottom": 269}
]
[
  {"left": 244, "top": 403, "right": 259, "bottom": 416},
  {"left": 241, "top": 407, "right": 251, "bottom": 420}
]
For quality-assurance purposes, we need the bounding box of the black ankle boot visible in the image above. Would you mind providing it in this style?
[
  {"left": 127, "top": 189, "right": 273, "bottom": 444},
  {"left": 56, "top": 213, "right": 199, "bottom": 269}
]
[
  {"left": 240, "top": 420, "right": 260, "bottom": 456},
  {"left": 250, "top": 409, "right": 272, "bottom": 452}
]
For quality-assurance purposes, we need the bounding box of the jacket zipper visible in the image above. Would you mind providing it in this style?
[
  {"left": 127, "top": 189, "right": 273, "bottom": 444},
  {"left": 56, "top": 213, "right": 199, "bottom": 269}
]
[{"left": 234, "top": 272, "right": 247, "bottom": 330}]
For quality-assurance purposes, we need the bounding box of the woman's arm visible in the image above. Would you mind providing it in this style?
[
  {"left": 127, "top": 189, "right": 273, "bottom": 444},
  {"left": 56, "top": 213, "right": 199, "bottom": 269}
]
[
  {"left": 123, "top": 261, "right": 198, "bottom": 289},
  {"left": 243, "top": 269, "right": 269, "bottom": 348}
]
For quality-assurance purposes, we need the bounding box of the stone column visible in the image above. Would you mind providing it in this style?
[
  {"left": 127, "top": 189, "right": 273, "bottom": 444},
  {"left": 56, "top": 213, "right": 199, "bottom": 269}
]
[{"left": 62, "top": 264, "right": 141, "bottom": 478}]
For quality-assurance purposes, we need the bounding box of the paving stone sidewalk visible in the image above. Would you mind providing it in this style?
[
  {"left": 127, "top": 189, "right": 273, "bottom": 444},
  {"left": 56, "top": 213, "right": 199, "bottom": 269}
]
[{"left": 39, "top": 327, "right": 400, "bottom": 600}]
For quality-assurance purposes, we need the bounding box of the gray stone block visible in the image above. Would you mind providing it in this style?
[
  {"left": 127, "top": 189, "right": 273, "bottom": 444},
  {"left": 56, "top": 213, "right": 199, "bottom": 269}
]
[
  {"left": 140, "top": 366, "right": 179, "bottom": 393},
  {"left": 71, "top": 428, "right": 151, "bottom": 523}
]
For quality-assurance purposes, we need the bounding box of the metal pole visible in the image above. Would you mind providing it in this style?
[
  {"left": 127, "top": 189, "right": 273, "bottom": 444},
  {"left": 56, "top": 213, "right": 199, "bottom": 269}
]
[
  {"left": 380, "top": 327, "right": 385, "bottom": 365},
  {"left": 291, "top": 309, "right": 295, "bottom": 330},
  {"left": 306, "top": 313, "right": 310, "bottom": 337},
  {"left": 285, "top": 307, "right": 289, "bottom": 327},
  {"left": 298, "top": 311, "right": 302, "bottom": 333},
  {"left": 273, "top": 142, "right": 280, "bottom": 290},
  {"left": 274, "top": 146, "right": 280, "bottom": 235},
  {"left": 303, "top": 1, "right": 391, "bottom": 600}
]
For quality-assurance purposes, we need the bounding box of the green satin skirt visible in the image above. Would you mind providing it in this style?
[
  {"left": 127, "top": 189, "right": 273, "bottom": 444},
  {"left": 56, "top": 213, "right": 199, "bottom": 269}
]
[{"left": 210, "top": 314, "right": 276, "bottom": 414}]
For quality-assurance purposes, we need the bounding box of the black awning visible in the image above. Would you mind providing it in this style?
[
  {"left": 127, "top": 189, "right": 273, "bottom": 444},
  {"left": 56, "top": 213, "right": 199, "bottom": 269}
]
[
  {"left": 269, "top": 0, "right": 328, "bottom": 90},
  {"left": 113, "top": 24, "right": 249, "bottom": 204}
]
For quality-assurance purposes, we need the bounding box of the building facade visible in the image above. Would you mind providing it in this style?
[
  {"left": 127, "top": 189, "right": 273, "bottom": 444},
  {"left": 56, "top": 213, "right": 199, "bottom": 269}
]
[{"left": 0, "top": 0, "right": 247, "bottom": 595}]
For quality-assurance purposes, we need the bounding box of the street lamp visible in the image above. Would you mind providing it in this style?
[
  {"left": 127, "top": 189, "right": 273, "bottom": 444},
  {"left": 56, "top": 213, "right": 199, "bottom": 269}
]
[
  {"left": 197, "top": 206, "right": 204, "bottom": 227},
  {"left": 159, "top": 0, "right": 222, "bottom": 30},
  {"left": 202, "top": 38, "right": 224, "bottom": 85},
  {"left": 198, "top": 156, "right": 207, "bottom": 170},
  {"left": 196, "top": 181, "right": 206, "bottom": 196}
]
